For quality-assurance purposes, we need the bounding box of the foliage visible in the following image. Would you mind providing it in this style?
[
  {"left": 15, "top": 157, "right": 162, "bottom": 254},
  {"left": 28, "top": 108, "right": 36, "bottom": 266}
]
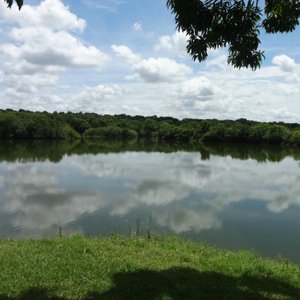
[
  {"left": 202, "top": 123, "right": 226, "bottom": 142},
  {"left": 0, "top": 235, "right": 299, "bottom": 299},
  {"left": 4, "top": 0, "right": 22, "bottom": 10},
  {"left": 248, "top": 123, "right": 270, "bottom": 143},
  {"left": 83, "top": 126, "right": 137, "bottom": 140},
  {"left": 292, "top": 130, "right": 300, "bottom": 145},
  {"left": 1, "top": 109, "right": 300, "bottom": 146},
  {"left": 166, "top": 0, "right": 300, "bottom": 69},
  {"left": 263, "top": 124, "right": 292, "bottom": 144},
  {"left": 60, "top": 124, "right": 81, "bottom": 140},
  {"left": 0, "top": 110, "right": 80, "bottom": 140},
  {"left": 142, "top": 118, "right": 158, "bottom": 137}
]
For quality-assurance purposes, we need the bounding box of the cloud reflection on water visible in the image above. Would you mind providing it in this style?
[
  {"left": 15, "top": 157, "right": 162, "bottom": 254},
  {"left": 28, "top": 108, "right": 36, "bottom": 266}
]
[{"left": 0, "top": 151, "right": 299, "bottom": 237}]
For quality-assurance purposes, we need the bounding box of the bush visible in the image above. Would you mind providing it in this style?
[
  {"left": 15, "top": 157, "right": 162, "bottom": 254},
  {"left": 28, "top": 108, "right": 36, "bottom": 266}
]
[
  {"left": 83, "top": 126, "right": 123, "bottom": 139},
  {"left": 202, "top": 124, "right": 226, "bottom": 142},
  {"left": 248, "top": 124, "right": 269, "bottom": 143},
  {"left": 60, "top": 125, "right": 81, "bottom": 140},
  {"left": 291, "top": 130, "right": 300, "bottom": 145},
  {"left": 264, "top": 125, "right": 291, "bottom": 144}
]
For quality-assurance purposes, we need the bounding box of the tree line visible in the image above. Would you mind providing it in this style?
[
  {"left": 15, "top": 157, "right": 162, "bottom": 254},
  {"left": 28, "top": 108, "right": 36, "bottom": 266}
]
[{"left": 1, "top": 109, "right": 300, "bottom": 146}]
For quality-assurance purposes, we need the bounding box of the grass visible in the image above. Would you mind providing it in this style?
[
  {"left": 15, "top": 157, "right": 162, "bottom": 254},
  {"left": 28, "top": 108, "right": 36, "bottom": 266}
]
[{"left": 0, "top": 235, "right": 299, "bottom": 299}]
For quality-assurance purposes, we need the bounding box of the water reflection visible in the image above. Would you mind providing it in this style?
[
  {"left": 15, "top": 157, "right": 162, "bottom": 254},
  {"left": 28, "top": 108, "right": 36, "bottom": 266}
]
[
  {"left": 0, "top": 140, "right": 300, "bottom": 263},
  {"left": 1, "top": 139, "right": 300, "bottom": 163}
]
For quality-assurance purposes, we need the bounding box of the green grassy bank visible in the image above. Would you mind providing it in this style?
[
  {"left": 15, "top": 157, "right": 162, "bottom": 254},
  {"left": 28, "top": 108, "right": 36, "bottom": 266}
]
[{"left": 0, "top": 235, "right": 299, "bottom": 299}]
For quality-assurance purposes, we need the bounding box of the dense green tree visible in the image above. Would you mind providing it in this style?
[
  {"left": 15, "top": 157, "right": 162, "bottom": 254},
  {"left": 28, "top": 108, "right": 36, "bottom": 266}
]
[
  {"left": 158, "top": 122, "right": 177, "bottom": 140},
  {"left": 224, "top": 123, "right": 250, "bottom": 142},
  {"left": 1, "top": 109, "right": 300, "bottom": 146},
  {"left": 264, "top": 124, "right": 291, "bottom": 144},
  {"left": 202, "top": 123, "right": 226, "bottom": 142},
  {"left": 291, "top": 130, "right": 300, "bottom": 145},
  {"left": 83, "top": 126, "right": 124, "bottom": 139},
  {"left": 248, "top": 123, "right": 269, "bottom": 143},
  {"left": 143, "top": 118, "right": 158, "bottom": 137},
  {"left": 167, "top": 0, "right": 300, "bottom": 69}
]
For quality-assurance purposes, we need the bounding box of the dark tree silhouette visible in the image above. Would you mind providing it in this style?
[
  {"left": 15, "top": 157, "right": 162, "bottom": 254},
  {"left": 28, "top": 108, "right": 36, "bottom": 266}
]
[
  {"left": 167, "top": 0, "right": 300, "bottom": 70},
  {"left": 4, "top": 0, "right": 23, "bottom": 9}
]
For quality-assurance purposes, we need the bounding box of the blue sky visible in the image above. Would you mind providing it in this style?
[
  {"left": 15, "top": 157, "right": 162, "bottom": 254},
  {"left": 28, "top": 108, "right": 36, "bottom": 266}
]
[{"left": 0, "top": 0, "right": 299, "bottom": 122}]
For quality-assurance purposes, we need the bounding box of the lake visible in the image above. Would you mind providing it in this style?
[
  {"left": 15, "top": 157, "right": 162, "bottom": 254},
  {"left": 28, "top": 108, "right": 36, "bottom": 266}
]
[{"left": 1, "top": 140, "right": 300, "bottom": 264}]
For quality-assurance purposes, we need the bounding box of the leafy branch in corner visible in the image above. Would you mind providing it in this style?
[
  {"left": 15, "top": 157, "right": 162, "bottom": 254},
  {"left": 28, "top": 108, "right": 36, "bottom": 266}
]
[
  {"left": 4, "top": 0, "right": 23, "bottom": 10},
  {"left": 166, "top": 0, "right": 300, "bottom": 70}
]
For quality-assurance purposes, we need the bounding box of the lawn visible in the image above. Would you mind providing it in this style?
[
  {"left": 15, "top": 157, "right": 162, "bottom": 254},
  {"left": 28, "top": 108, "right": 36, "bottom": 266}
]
[{"left": 0, "top": 235, "right": 299, "bottom": 299}]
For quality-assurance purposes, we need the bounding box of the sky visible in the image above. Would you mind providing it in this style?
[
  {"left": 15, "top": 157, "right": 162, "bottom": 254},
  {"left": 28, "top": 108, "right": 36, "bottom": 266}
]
[{"left": 0, "top": 0, "right": 299, "bottom": 122}]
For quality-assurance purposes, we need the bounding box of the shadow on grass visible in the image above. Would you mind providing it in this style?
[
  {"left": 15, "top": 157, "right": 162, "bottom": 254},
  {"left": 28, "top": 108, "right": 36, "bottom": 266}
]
[
  {"left": 1, "top": 267, "right": 299, "bottom": 299},
  {"left": 0, "top": 287, "right": 66, "bottom": 300},
  {"left": 87, "top": 267, "right": 300, "bottom": 300}
]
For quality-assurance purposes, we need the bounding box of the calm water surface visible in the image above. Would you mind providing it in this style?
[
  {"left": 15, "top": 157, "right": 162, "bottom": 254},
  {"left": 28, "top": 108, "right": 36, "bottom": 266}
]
[{"left": 1, "top": 140, "right": 300, "bottom": 264}]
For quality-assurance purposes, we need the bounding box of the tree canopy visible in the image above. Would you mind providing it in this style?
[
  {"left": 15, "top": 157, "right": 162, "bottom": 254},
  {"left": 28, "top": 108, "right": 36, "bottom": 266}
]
[
  {"left": 1, "top": 109, "right": 300, "bottom": 147},
  {"left": 167, "top": 0, "right": 300, "bottom": 70},
  {"left": 4, "top": 0, "right": 300, "bottom": 69}
]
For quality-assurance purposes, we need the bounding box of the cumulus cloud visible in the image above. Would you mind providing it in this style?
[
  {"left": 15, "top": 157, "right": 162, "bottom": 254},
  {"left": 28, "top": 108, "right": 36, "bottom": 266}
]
[
  {"left": 4, "top": 27, "right": 109, "bottom": 70},
  {"left": 132, "top": 57, "right": 192, "bottom": 83},
  {"left": 272, "top": 54, "right": 297, "bottom": 73},
  {"left": 0, "top": 0, "right": 110, "bottom": 110},
  {"left": 112, "top": 44, "right": 141, "bottom": 64},
  {"left": 0, "top": 1, "right": 300, "bottom": 123},
  {"left": 71, "top": 84, "right": 126, "bottom": 112},
  {"left": 268, "top": 107, "right": 298, "bottom": 121},
  {"left": 109, "top": 43, "right": 299, "bottom": 122},
  {"left": 154, "top": 31, "right": 188, "bottom": 57},
  {"left": 176, "top": 77, "right": 216, "bottom": 101},
  {"left": 112, "top": 44, "right": 192, "bottom": 83},
  {"left": 0, "top": 0, "right": 86, "bottom": 31},
  {"left": 3, "top": 17, "right": 109, "bottom": 71}
]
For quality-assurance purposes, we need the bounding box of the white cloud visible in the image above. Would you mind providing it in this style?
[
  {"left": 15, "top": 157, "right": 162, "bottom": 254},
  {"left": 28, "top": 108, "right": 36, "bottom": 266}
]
[
  {"left": 272, "top": 54, "right": 297, "bottom": 72},
  {"left": 133, "top": 22, "right": 142, "bottom": 32},
  {"left": 0, "top": 1, "right": 300, "bottom": 122},
  {"left": 268, "top": 107, "right": 298, "bottom": 121},
  {"left": 155, "top": 35, "right": 172, "bottom": 51},
  {"left": 112, "top": 44, "right": 141, "bottom": 64},
  {"left": 132, "top": 57, "right": 192, "bottom": 83},
  {"left": 81, "top": 0, "right": 124, "bottom": 13},
  {"left": 1, "top": 149, "right": 300, "bottom": 237},
  {"left": 3, "top": 24, "right": 109, "bottom": 71},
  {"left": 112, "top": 44, "right": 192, "bottom": 83},
  {"left": 176, "top": 77, "right": 216, "bottom": 101},
  {"left": 0, "top": 162, "right": 106, "bottom": 233},
  {"left": 0, "top": 0, "right": 111, "bottom": 111},
  {"left": 155, "top": 209, "right": 221, "bottom": 234},
  {"left": 71, "top": 84, "right": 126, "bottom": 112},
  {"left": 0, "top": 0, "right": 86, "bottom": 32},
  {"left": 155, "top": 31, "right": 188, "bottom": 57}
]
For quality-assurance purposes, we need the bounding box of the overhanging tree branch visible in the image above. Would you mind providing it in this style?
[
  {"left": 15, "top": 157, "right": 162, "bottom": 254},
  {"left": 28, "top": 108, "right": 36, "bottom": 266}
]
[
  {"left": 4, "top": 0, "right": 23, "bottom": 10},
  {"left": 167, "top": 0, "right": 300, "bottom": 70}
]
